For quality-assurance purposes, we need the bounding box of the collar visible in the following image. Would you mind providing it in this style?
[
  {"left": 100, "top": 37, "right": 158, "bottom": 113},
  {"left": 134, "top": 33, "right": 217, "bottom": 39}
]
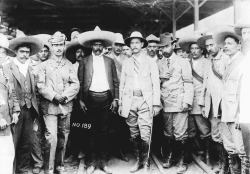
[
  {"left": 163, "top": 52, "right": 175, "bottom": 60},
  {"left": 92, "top": 52, "right": 104, "bottom": 59},
  {"left": 229, "top": 51, "right": 241, "bottom": 62},
  {"left": 132, "top": 52, "right": 143, "bottom": 62}
]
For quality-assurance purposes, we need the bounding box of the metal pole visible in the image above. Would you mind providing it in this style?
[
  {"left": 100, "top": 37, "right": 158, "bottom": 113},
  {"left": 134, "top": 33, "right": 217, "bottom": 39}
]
[
  {"left": 172, "top": 0, "right": 176, "bottom": 39},
  {"left": 194, "top": 0, "right": 199, "bottom": 31},
  {"left": 234, "top": 0, "right": 241, "bottom": 24}
]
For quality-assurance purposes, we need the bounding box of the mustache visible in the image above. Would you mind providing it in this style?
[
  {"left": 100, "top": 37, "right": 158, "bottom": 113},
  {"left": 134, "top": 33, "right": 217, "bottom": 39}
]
[{"left": 94, "top": 49, "right": 102, "bottom": 52}]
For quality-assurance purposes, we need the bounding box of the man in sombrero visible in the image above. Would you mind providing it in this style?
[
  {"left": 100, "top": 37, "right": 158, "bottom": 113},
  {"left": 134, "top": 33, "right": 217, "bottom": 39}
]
[
  {"left": 77, "top": 26, "right": 118, "bottom": 174},
  {"left": 0, "top": 33, "right": 20, "bottom": 174},
  {"left": 37, "top": 31, "right": 79, "bottom": 174},
  {"left": 7, "top": 34, "right": 42, "bottom": 174}
]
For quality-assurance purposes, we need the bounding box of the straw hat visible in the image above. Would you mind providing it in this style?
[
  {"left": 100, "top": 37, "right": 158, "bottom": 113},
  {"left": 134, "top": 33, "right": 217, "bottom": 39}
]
[
  {"left": 0, "top": 33, "right": 16, "bottom": 57},
  {"left": 124, "top": 31, "right": 148, "bottom": 48},
  {"left": 114, "top": 33, "right": 125, "bottom": 45},
  {"left": 77, "top": 26, "right": 115, "bottom": 48},
  {"left": 146, "top": 34, "right": 160, "bottom": 43},
  {"left": 197, "top": 34, "right": 213, "bottom": 49},
  {"left": 157, "top": 34, "right": 176, "bottom": 47},
  {"left": 179, "top": 35, "right": 201, "bottom": 52},
  {"left": 9, "top": 36, "right": 44, "bottom": 56},
  {"left": 33, "top": 34, "right": 52, "bottom": 51}
]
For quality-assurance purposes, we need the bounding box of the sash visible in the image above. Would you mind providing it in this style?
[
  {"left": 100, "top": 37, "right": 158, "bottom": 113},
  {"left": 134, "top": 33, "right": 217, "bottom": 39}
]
[
  {"left": 113, "top": 57, "right": 122, "bottom": 73},
  {"left": 191, "top": 62, "right": 203, "bottom": 83},
  {"left": 211, "top": 60, "right": 223, "bottom": 80}
]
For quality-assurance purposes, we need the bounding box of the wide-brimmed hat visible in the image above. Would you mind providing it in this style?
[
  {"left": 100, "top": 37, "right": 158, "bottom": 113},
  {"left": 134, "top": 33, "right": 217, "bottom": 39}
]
[
  {"left": 197, "top": 34, "right": 213, "bottom": 49},
  {"left": 162, "top": 32, "right": 179, "bottom": 43},
  {"left": 9, "top": 36, "right": 44, "bottom": 56},
  {"left": 0, "top": 33, "right": 16, "bottom": 57},
  {"left": 157, "top": 34, "right": 177, "bottom": 47},
  {"left": 114, "top": 33, "right": 125, "bottom": 45},
  {"left": 125, "top": 31, "right": 148, "bottom": 48},
  {"left": 146, "top": 34, "right": 160, "bottom": 43},
  {"left": 234, "top": 17, "right": 250, "bottom": 36},
  {"left": 33, "top": 34, "right": 52, "bottom": 51},
  {"left": 65, "top": 40, "right": 91, "bottom": 63},
  {"left": 213, "top": 26, "right": 242, "bottom": 46},
  {"left": 77, "top": 26, "right": 115, "bottom": 48},
  {"left": 49, "top": 31, "right": 67, "bottom": 45},
  {"left": 179, "top": 35, "right": 201, "bottom": 52}
]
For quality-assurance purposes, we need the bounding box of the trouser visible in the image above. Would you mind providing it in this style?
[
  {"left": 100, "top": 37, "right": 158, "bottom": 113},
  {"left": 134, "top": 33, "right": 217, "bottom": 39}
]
[
  {"left": 43, "top": 113, "right": 71, "bottom": 171},
  {"left": 126, "top": 96, "right": 152, "bottom": 143},
  {"left": 188, "top": 114, "right": 211, "bottom": 139},
  {"left": 162, "top": 112, "right": 188, "bottom": 141},
  {"left": 0, "top": 134, "right": 15, "bottom": 174},
  {"left": 13, "top": 105, "right": 35, "bottom": 174},
  {"left": 241, "top": 123, "right": 250, "bottom": 158},
  {"left": 32, "top": 116, "right": 46, "bottom": 168},
  {"left": 219, "top": 122, "right": 246, "bottom": 159},
  {"left": 86, "top": 90, "right": 112, "bottom": 167}
]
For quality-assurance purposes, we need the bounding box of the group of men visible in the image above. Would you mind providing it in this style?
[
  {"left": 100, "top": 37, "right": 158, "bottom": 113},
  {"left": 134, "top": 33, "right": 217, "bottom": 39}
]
[{"left": 0, "top": 17, "right": 249, "bottom": 174}]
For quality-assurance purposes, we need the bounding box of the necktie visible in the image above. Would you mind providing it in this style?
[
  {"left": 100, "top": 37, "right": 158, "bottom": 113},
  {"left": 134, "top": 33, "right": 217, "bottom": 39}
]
[
  {"left": 167, "top": 58, "right": 170, "bottom": 68},
  {"left": 133, "top": 57, "right": 140, "bottom": 74}
]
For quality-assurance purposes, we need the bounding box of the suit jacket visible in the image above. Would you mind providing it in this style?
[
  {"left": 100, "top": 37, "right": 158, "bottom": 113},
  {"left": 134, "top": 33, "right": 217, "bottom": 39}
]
[
  {"left": 158, "top": 53, "right": 194, "bottom": 112},
  {"left": 119, "top": 52, "right": 161, "bottom": 118},
  {"left": 221, "top": 52, "right": 245, "bottom": 122},
  {"left": 199, "top": 50, "right": 228, "bottom": 118},
  {"left": 0, "top": 66, "right": 20, "bottom": 136},
  {"left": 78, "top": 54, "right": 119, "bottom": 103},
  {"left": 6, "top": 62, "right": 39, "bottom": 115},
  {"left": 189, "top": 57, "right": 209, "bottom": 115}
]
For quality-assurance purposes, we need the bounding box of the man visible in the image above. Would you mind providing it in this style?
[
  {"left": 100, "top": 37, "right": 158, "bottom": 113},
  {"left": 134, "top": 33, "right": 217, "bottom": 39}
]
[
  {"left": 158, "top": 34, "right": 194, "bottom": 173},
  {"left": 77, "top": 26, "right": 118, "bottom": 174},
  {"left": 69, "top": 28, "right": 81, "bottom": 41},
  {"left": 119, "top": 31, "right": 161, "bottom": 173},
  {"left": 8, "top": 35, "right": 42, "bottom": 174},
  {"left": 179, "top": 36, "right": 211, "bottom": 167},
  {"left": 197, "top": 32, "right": 229, "bottom": 173},
  {"left": 0, "top": 33, "right": 20, "bottom": 174},
  {"left": 146, "top": 34, "right": 159, "bottom": 62},
  {"left": 215, "top": 27, "right": 248, "bottom": 174},
  {"left": 29, "top": 34, "right": 52, "bottom": 174},
  {"left": 122, "top": 45, "right": 132, "bottom": 58},
  {"left": 108, "top": 33, "right": 127, "bottom": 80},
  {"left": 235, "top": 18, "right": 250, "bottom": 174},
  {"left": 37, "top": 31, "right": 79, "bottom": 174}
]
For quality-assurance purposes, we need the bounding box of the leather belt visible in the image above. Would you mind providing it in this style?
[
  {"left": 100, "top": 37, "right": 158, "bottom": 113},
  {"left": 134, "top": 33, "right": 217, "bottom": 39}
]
[{"left": 133, "top": 90, "right": 143, "bottom": 97}]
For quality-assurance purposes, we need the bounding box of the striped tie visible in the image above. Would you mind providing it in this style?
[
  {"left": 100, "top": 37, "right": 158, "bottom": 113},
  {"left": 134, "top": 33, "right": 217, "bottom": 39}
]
[{"left": 133, "top": 57, "right": 140, "bottom": 74}]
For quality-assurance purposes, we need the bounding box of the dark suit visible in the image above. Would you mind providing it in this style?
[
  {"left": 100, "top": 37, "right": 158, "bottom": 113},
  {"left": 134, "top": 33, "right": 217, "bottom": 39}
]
[
  {"left": 6, "top": 61, "right": 39, "bottom": 174},
  {"left": 78, "top": 54, "right": 119, "bottom": 168}
]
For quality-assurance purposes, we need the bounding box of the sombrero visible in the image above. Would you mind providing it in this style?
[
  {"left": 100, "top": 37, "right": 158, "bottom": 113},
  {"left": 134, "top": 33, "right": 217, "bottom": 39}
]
[
  {"left": 114, "top": 33, "right": 125, "bottom": 45},
  {"left": 77, "top": 26, "right": 115, "bottom": 47},
  {"left": 179, "top": 35, "right": 201, "bottom": 52},
  {"left": 0, "top": 33, "right": 16, "bottom": 57},
  {"left": 197, "top": 34, "right": 213, "bottom": 49},
  {"left": 146, "top": 34, "right": 160, "bottom": 43},
  {"left": 9, "top": 36, "right": 44, "bottom": 56},
  {"left": 33, "top": 34, "right": 52, "bottom": 51},
  {"left": 124, "top": 31, "right": 148, "bottom": 48}
]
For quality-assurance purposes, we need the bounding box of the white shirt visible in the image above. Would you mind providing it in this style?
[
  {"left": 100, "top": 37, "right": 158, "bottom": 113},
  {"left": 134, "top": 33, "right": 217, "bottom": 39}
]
[
  {"left": 89, "top": 53, "right": 110, "bottom": 92},
  {"left": 13, "top": 58, "right": 30, "bottom": 77},
  {"left": 192, "top": 57, "right": 201, "bottom": 69},
  {"left": 133, "top": 53, "right": 143, "bottom": 90},
  {"left": 73, "top": 62, "right": 79, "bottom": 72}
]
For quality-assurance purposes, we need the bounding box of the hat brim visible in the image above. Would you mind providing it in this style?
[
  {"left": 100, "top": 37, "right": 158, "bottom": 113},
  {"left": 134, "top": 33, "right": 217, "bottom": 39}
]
[
  {"left": 124, "top": 37, "right": 148, "bottom": 48},
  {"left": 234, "top": 23, "right": 250, "bottom": 36},
  {"left": 9, "top": 36, "right": 44, "bottom": 56},
  {"left": 65, "top": 40, "right": 91, "bottom": 63},
  {"left": 0, "top": 46, "right": 16, "bottom": 57},
  {"left": 214, "top": 31, "right": 242, "bottom": 47},
  {"left": 78, "top": 30, "right": 115, "bottom": 48},
  {"left": 179, "top": 37, "right": 199, "bottom": 52},
  {"left": 157, "top": 40, "right": 176, "bottom": 47},
  {"left": 197, "top": 35, "right": 213, "bottom": 49}
]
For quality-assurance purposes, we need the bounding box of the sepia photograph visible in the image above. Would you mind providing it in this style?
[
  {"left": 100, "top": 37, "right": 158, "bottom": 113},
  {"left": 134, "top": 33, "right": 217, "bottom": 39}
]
[{"left": 0, "top": 0, "right": 250, "bottom": 173}]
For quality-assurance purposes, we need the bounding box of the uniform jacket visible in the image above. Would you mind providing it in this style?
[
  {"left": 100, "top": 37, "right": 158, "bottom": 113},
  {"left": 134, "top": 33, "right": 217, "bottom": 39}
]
[
  {"left": 119, "top": 52, "right": 161, "bottom": 118},
  {"left": 0, "top": 66, "right": 20, "bottom": 136},
  {"left": 6, "top": 62, "right": 39, "bottom": 115},
  {"left": 158, "top": 53, "right": 194, "bottom": 112},
  {"left": 37, "top": 56, "right": 79, "bottom": 115},
  {"left": 221, "top": 52, "right": 245, "bottom": 122},
  {"left": 78, "top": 54, "right": 119, "bottom": 103},
  {"left": 189, "top": 57, "right": 209, "bottom": 115},
  {"left": 199, "top": 50, "right": 228, "bottom": 118}
]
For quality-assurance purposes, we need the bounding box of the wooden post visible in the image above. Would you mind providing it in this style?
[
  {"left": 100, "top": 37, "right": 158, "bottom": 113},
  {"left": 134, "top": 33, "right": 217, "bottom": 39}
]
[
  {"left": 172, "top": 0, "right": 176, "bottom": 39},
  {"left": 234, "top": 0, "right": 241, "bottom": 24},
  {"left": 194, "top": 0, "right": 199, "bottom": 31}
]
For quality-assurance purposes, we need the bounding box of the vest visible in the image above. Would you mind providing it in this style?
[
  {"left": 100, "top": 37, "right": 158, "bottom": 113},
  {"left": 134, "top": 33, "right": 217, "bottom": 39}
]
[{"left": 18, "top": 72, "right": 32, "bottom": 109}]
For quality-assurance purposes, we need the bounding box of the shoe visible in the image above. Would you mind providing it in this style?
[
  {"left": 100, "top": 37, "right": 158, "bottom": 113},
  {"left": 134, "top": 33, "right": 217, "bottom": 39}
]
[
  {"left": 102, "top": 166, "right": 113, "bottom": 174},
  {"left": 141, "top": 140, "right": 150, "bottom": 174},
  {"left": 176, "top": 140, "right": 188, "bottom": 174},
  {"left": 86, "top": 166, "right": 95, "bottom": 174},
  {"left": 130, "top": 137, "right": 142, "bottom": 173},
  {"left": 32, "top": 167, "right": 41, "bottom": 174}
]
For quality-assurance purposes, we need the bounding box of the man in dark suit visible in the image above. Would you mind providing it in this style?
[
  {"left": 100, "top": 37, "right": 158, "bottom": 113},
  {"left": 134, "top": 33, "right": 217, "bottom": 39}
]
[
  {"left": 8, "top": 36, "right": 43, "bottom": 174},
  {"left": 77, "top": 26, "right": 118, "bottom": 174}
]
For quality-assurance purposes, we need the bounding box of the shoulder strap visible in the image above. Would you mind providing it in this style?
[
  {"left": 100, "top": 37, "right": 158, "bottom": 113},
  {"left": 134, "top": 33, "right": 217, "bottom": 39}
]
[
  {"left": 211, "top": 60, "right": 223, "bottom": 80},
  {"left": 191, "top": 62, "right": 203, "bottom": 83}
]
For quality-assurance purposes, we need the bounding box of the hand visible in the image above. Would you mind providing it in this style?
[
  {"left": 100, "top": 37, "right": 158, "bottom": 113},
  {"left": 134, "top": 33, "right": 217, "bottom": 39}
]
[
  {"left": 12, "top": 112, "right": 20, "bottom": 124},
  {"left": 0, "top": 118, "right": 8, "bottom": 130},
  {"left": 118, "top": 106, "right": 122, "bottom": 116},
  {"left": 53, "top": 94, "right": 62, "bottom": 105},
  {"left": 182, "top": 103, "right": 189, "bottom": 112},
  {"left": 110, "top": 100, "right": 118, "bottom": 114},
  {"left": 235, "top": 123, "right": 241, "bottom": 130},
  {"left": 79, "top": 100, "right": 87, "bottom": 114},
  {"left": 153, "top": 105, "right": 162, "bottom": 116},
  {"left": 59, "top": 96, "right": 67, "bottom": 104}
]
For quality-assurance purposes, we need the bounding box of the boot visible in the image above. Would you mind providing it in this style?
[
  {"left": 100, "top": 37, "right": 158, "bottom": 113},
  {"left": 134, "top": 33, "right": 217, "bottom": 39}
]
[
  {"left": 141, "top": 140, "right": 150, "bottom": 174},
  {"left": 241, "top": 156, "right": 250, "bottom": 174},
  {"left": 204, "top": 137, "right": 212, "bottom": 168},
  {"left": 162, "top": 137, "right": 173, "bottom": 168},
  {"left": 177, "top": 140, "right": 188, "bottom": 174},
  {"left": 229, "top": 154, "right": 241, "bottom": 174},
  {"left": 130, "top": 137, "right": 142, "bottom": 173},
  {"left": 216, "top": 143, "right": 229, "bottom": 174}
]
